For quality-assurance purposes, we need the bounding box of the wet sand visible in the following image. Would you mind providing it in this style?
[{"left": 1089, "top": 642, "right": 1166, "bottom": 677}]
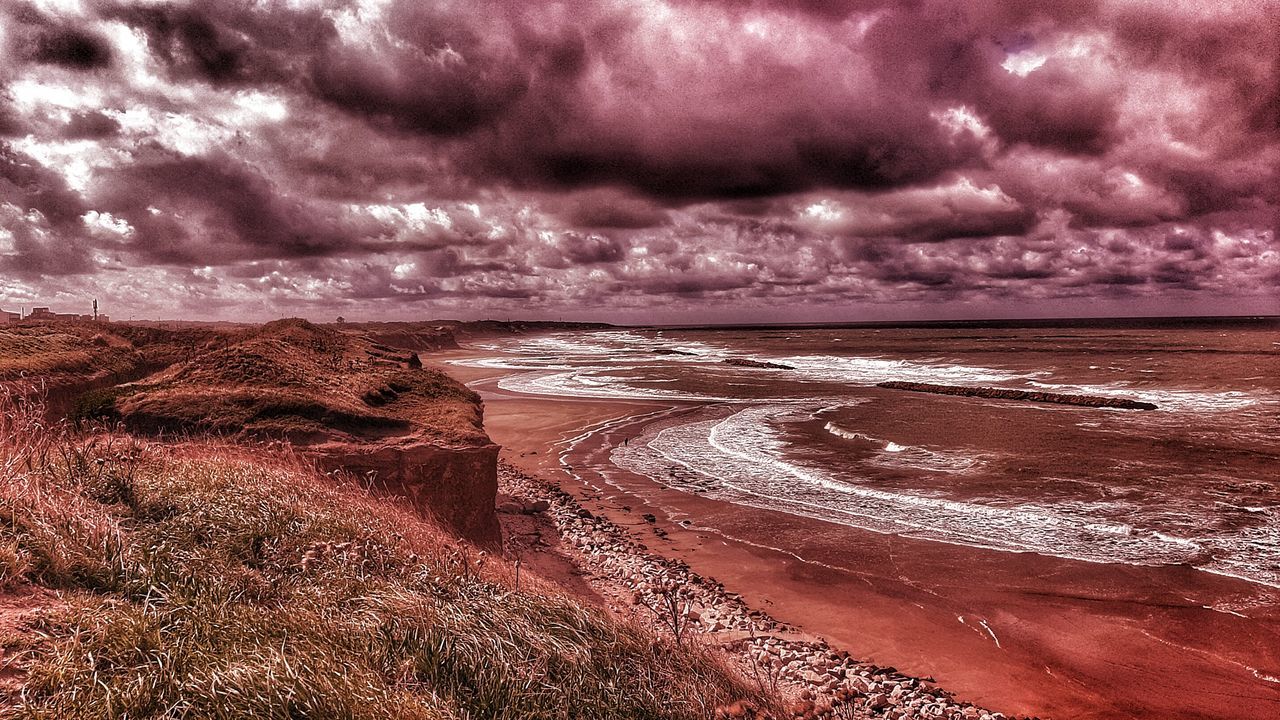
[{"left": 437, "top": 353, "right": 1280, "bottom": 720}]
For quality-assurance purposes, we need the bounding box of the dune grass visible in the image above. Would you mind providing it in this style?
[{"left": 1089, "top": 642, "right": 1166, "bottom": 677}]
[
  {"left": 0, "top": 326, "right": 131, "bottom": 383},
  {"left": 110, "top": 319, "right": 488, "bottom": 445},
  {"left": 0, "top": 400, "right": 766, "bottom": 719}
]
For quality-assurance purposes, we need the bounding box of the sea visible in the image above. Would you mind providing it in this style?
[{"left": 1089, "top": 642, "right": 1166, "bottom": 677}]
[{"left": 453, "top": 321, "right": 1280, "bottom": 593}]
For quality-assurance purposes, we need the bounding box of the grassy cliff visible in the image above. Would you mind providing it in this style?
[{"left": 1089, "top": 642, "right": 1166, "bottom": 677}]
[
  {"left": 0, "top": 403, "right": 765, "bottom": 719},
  {"left": 103, "top": 319, "right": 486, "bottom": 445},
  {"left": 1, "top": 319, "right": 505, "bottom": 544}
]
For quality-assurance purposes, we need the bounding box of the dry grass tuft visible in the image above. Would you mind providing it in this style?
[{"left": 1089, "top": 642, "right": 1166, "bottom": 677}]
[{"left": 0, "top": 400, "right": 765, "bottom": 719}]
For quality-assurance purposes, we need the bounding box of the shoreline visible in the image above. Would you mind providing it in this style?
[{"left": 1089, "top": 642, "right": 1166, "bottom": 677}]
[
  {"left": 495, "top": 460, "right": 997, "bottom": 719},
  {"left": 437, "top": 352, "right": 1280, "bottom": 720}
]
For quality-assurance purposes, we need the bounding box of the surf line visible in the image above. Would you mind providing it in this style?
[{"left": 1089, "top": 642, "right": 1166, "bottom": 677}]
[
  {"left": 548, "top": 396, "right": 867, "bottom": 578},
  {"left": 556, "top": 404, "right": 693, "bottom": 469},
  {"left": 556, "top": 404, "right": 701, "bottom": 498}
]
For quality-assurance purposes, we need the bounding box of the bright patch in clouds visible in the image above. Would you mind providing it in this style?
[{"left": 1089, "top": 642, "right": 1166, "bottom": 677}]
[{"left": 1001, "top": 50, "right": 1047, "bottom": 76}]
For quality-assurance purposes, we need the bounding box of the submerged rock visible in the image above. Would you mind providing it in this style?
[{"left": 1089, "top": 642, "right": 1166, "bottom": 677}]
[{"left": 722, "top": 358, "right": 794, "bottom": 370}]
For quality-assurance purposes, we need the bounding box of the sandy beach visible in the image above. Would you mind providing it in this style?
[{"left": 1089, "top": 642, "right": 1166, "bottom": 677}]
[{"left": 439, "top": 350, "right": 1280, "bottom": 720}]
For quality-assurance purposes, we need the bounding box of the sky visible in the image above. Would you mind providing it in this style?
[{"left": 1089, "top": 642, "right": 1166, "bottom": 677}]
[{"left": 0, "top": 0, "right": 1277, "bottom": 324}]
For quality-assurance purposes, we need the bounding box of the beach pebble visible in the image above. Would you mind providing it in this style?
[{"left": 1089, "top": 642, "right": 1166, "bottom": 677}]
[
  {"left": 867, "top": 693, "right": 891, "bottom": 710},
  {"left": 848, "top": 677, "right": 873, "bottom": 694}
]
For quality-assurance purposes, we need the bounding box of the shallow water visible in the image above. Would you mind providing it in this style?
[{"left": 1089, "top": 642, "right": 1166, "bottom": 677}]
[{"left": 455, "top": 324, "right": 1280, "bottom": 591}]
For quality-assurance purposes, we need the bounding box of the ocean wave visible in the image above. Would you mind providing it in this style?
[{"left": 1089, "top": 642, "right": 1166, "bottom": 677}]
[
  {"left": 469, "top": 331, "right": 1280, "bottom": 590},
  {"left": 775, "top": 354, "right": 1022, "bottom": 387},
  {"left": 1025, "top": 380, "right": 1260, "bottom": 413},
  {"left": 822, "top": 422, "right": 877, "bottom": 443},
  {"left": 611, "top": 404, "right": 1280, "bottom": 589},
  {"left": 462, "top": 331, "right": 1271, "bottom": 418},
  {"left": 448, "top": 356, "right": 582, "bottom": 371},
  {"left": 821, "top": 422, "right": 981, "bottom": 473},
  {"left": 494, "top": 368, "right": 737, "bottom": 402}
]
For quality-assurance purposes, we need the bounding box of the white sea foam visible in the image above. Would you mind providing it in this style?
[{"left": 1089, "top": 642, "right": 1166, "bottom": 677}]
[
  {"left": 495, "top": 368, "right": 735, "bottom": 402},
  {"left": 822, "top": 422, "right": 982, "bottom": 473},
  {"left": 611, "top": 404, "right": 1280, "bottom": 588},
  {"left": 1215, "top": 501, "right": 1271, "bottom": 514},
  {"left": 1025, "top": 380, "right": 1260, "bottom": 413},
  {"left": 450, "top": 356, "right": 582, "bottom": 371},
  {"left": 822, "top": 422, "right": 876, "bottom": 442},
  {"left": 775, "top": 354, "right": 1022, "bottom": 387},
  {"left": 460, "top": 330, "right": 1269, "bottom": 416}
]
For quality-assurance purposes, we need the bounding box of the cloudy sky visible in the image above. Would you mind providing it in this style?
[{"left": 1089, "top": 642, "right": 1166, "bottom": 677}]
[{"left": 1, "top": 0, "right": 1277, "bottom": 323}]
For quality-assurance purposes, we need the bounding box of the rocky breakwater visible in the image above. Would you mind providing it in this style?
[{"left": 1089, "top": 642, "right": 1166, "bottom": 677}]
[
  {"left": 106, "top": 319, "right": 501, "bottom": 545},
  {"left": 723, "top": 358, "right": 795, "bottom": 370},
  {"left": 500, "top": 463, "right": 1026, "bottom": 720},
  {"left": 877, "top": 381, "right": 1157, "bottom": 411}
]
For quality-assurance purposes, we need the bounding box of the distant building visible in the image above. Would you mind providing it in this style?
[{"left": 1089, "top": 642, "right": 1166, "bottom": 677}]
[
  {"left": 0, "top": 310, "right": 19, "bottom": 324},
  {"left": 24, "top": 306, "right": 103, "bottom": 322}
]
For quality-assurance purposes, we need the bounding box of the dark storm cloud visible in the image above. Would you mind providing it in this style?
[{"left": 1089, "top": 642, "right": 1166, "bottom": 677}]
[
  {"left": 2, "top": 5, "right": 109, "bottom": 68},
  {"left": 0, "top": 109, "right": 22, "bottom": 138},
  {"left": 862, "top": 4, "right": 1122, "bottom": 156},
  {"left": 0, "top": 144, "right": 87, "bottom": 227},
  {"left": 92, "top": 153, "right": 374, "bottom": 265},
  {"left": 558, "top": 232, "right": 627, "bottom": 264},
  {"left": 61, "top": 111, "right": 120, "bottom": 139},
  {"left": 308, "top": 4, "right": 532, "bottom": 136},
  {"left": 101, "top": 0, "right": 333, "bottom": 85},
  {"left": 1111, "top": 6, "right": 1280, "bottom": 133},
  {"left": 1, "top": 0, "right": 1278, "bottom": 319},
  {"left": 468, "top": 4, "right": 991, "bottom": 200},
  {"left": 552, "top": 189, "right": 671, "bottom": 230},
  {"left": 0, "top": 144, "right": 93, "bottom": 276},
  {"left": 30, "top": 27, "right": 113, "bottom": 70},
  {"left": 105, "top": 0, "right": 986, "bottom": 200}
]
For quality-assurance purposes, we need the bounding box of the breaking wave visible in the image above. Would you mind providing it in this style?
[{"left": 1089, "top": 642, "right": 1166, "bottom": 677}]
[{"left": 613, "top": 404, "right": 1280, "bottom": 589}]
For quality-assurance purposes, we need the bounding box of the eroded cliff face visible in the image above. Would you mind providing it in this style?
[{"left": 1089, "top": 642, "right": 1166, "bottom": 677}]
[{"left": 314, "top": 439, "right": 501, "bottom": 546}]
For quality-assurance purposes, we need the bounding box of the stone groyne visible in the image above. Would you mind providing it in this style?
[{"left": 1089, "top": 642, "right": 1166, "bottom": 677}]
[{"left": 877, "top": 381, "right": 1158, "bottom": 410}]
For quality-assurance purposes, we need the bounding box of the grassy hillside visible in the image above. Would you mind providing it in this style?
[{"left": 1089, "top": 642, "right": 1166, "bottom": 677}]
[
  {"left": 0, "top": 402, "right": 767, "bottom": 719},
  {"left": 106, "top": 319, "right": 487, "bottom": 446},
  {"left": 0, "top": 324, "right": 148, "bottom": 392},
  {"left": 0, "top": 322, "right": 228, "bottom": 385}
]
